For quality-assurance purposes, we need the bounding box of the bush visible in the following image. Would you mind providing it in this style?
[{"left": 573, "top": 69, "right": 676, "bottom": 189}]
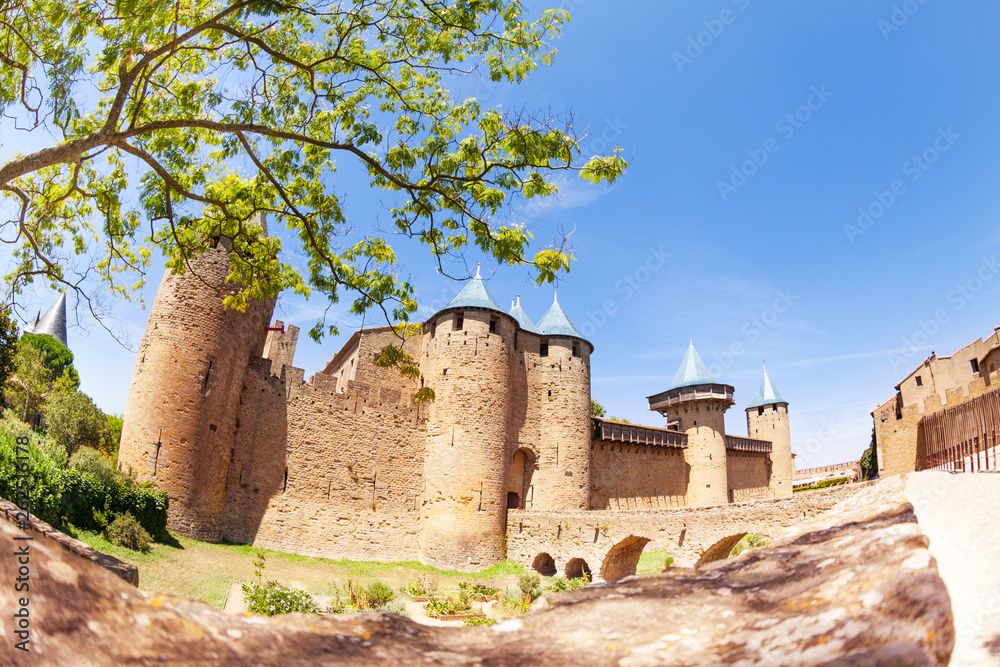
[
  {"left": 20, "top": 334, "right": 79, "bottom": 390},
  {"left": 364, "top": 581, "right": 395, "bottom": 608},
  {"left": 42, "top": 390, "right": 109, "bottom": 456},
  {"left": 543, "top": 574, "right": 590, "bottom": 593},
  {"left": 104, "top": 512, "right": 152, "bottom": 552},
  {"left": 730, "top": 534, "right": 770, "bottom": 557},
  {"left": 0, "top": 420, "right": 64, "bottom": 524},
  {"left": 494, "top": 592, "right": 532, "bottom": 618},
  {"left": 69, "top": 447, "right": 120, "bottom": 488},
  {"left": 664, "top": 555, "right": 675, "bottom": 568},
  {"left": 103, "top": 413, "right": 124, "bottom": 458},
  {"left": 243, "top": 581, "right": 322, "bottom": 616},
  {"left": 425, "top": 592, "right": 472, "bottom": 617},
  {"left": 59, "top": 467, "right": 168, "bottom": 540},
  {"left": 404, "top": 574, "right": 439, "bottom": 598},
  {"left": 458, "top": 582, "right": 500, "bottom": 599},
  {"left": 463, "top": 615, "right": 497, "bottom": 626},
  {"left": 518, "top": 573, "right": 542, "bottom": 601}
]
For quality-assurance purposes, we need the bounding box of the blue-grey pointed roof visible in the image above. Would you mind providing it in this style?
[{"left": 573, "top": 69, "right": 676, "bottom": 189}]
[
  {"left": 444, "top": 266, "right": 502, "bottom": 312},
  {"left": 747, "top": 365, "right": 787, "bottom": 408},
  {"left": 508, "top": 295, "right": 535, "bottom": 331},
  {"left": 668, "top": 340, "right": 713, "bottom": 390},
  {"left": 25, "top": 291, "right": 67, "bottom": 348},
  {"left": 537, "top": 292, "right": 585, "bottom": 339}
]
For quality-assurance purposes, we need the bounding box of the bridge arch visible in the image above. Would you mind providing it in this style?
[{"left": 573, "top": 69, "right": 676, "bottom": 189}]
[
  {"left": 694, "top": 533, "right": 747, "bottom": 569},
  {"left": 532, "top": 552, "right": 557, "bottom": 576},
  {"left": 599, "top": 535, "right": 651, "bottom": 583},
  {"left": 565, "top": 557, "right": 592, "bottom": 580}
]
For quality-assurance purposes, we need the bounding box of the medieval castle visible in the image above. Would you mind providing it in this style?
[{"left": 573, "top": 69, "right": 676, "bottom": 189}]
[{"left": 118, "top": 240, "right": 794, "bottom": 570}]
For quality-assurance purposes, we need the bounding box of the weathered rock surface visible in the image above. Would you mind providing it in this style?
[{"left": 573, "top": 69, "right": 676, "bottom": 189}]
[{"left": 0, "top": 478, "right": 953, "bottom": 666}]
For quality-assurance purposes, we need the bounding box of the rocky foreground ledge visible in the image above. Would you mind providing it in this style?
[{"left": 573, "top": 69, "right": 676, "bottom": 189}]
[{"left": 1, "top": 478, "right": 953, "bottom": 666}]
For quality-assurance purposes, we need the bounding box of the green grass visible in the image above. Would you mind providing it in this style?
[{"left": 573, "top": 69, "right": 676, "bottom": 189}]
[
  {"left": 65, "top": 525, "right": 527, "bottom": 609},
  {"left": 636, "top": 549, "right": 673, "bottom": 574}
]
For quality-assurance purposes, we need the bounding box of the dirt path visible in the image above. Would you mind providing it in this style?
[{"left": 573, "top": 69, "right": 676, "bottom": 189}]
[{"left": 906, "top": 470, "right": 1000, "bottom": 666}]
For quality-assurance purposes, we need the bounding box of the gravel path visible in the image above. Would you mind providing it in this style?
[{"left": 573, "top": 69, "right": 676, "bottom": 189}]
[{"left": 906, "top": 471, "right": 1000, "bottom": 666}]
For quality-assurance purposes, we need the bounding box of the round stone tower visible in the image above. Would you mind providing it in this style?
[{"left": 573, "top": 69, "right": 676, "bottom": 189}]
[
  {"left": 530, "top": 293, "right": 593, "bottom": 510},
  {"left": 745, "top": 364, "right": 793, "bottom": 497},
  {"left": 418, "top": 269, "right": 513, "bottom": 569},
  {"left": 647, "top": 341, "right": 733, "bottom": 507},
  {"left": 118, "top": 234, "right": 275, "bottom": 541}
]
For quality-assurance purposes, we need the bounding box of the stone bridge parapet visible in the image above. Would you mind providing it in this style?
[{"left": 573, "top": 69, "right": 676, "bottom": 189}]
[{"left": 506, "top": 481, "right": 874, "bottom": 582}]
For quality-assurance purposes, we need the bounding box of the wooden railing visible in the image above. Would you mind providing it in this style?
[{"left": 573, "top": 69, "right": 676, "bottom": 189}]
[
  {"left": 724, "top": 435, "right": 772, "bottom": 453},
  {"left": 591, "top": 418, "right": 688, "bottom": 448}
]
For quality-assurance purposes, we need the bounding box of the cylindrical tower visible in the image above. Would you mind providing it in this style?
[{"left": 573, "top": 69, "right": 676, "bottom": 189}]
[
  {"left": 746, "top": 365, "right": 793, "bottom": 497},
  {"left": 418, "top": 271, "right": 513, "bottom": 570},
  {"left": 118, "top": 241, "right": 275, "bottom": 541},
  {"left": 648, "top": 341, "right": 733, "bottom": 506},
  {"left": 530, "top": 294, "right": 593, "bottom": 510}
]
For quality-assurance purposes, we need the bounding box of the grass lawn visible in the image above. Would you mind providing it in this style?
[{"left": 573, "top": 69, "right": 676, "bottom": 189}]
[
  {"left": 64, "top": 525, "right": 527, "bottom": 609},
  {"left": 636, "top": 548, "right": 673, "bottom": 574}
]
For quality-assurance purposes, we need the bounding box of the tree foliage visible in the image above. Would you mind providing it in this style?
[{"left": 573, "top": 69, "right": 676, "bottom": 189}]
[
  {"left": 0, "top": 0, "right": 627, "bottom": 340},
  {"left": 42, "top": 390, "right": 111, "bottom": 455},
  {"left": 0, "top": 306, "right": 19, "bottom": 400},
  {"left": 859, "top": 427, "right": 878, "bottom": 480},
  {"left": 20, "top": 333, "right": 79, "bottom": 390},
  {"left": 590, "top": 399, "right": 605, "bottom": 418}
]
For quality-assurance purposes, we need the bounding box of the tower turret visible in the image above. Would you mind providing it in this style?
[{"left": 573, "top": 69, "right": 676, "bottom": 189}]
[
  {"left": 530, "top": 292, "right": 592, "bottom": 510},
  {"left": 419, "top": 267, "right": 513, "bottom": 569},
  {"left": 118, "top": 223, "right": 275, "bottom": 541},
  {"left": 746, "top": 364, "right": 793, "bottom": 497},
  {"left": 647, "top": 341, "right": 733, "bottom": 506}
]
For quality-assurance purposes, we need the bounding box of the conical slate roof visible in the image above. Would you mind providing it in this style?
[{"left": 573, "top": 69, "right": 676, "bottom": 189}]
[
  {"left": 508, "top": 295, "right": 535, "bottom": 331},
  {"left": 668, "top": 340, "right": 713, "bottom": 390},
  {"left": 444, "top": 265, "right": 502, "bottom": 312},
  {"left": 536, "top": 292, "right": 585, "bottom": 339},
  {"left": 25, "top": 291, "right": 67, "bottom": 348},
  {"left": 747, "top": 364, "right": 787, "bottom": 408}
]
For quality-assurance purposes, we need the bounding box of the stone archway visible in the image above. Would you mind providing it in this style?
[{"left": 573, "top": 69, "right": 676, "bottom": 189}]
[
  {"left": 694, "top": 533, "right": 747, "bottom": 569},
  {"left": 532, "top": 552, "right": 557, "bottom": 576},
  {"left": 565, "top": 557, "right": 592, "bottom": 581},
  {"left": 508, "top": 447, "right": 536, "bottom": 510},
  {"left": 599, "top": 535, "right": 651, "bottom": 583}
]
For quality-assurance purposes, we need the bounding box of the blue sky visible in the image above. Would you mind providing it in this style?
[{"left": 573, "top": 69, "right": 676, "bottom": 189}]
[{"left": 10, "top": 1, "right": 1000, "bottom": 468}]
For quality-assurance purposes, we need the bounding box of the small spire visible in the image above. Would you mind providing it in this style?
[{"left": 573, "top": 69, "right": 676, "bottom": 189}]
[
  {"left": 474, "top": 263, "right": 481, "bottom": 279},
  {"left": 516, "top": 294, "right": 521, "bottom": 307},
  {"left": 511, "top": 297, "right": 515, "bottom": 309},
  {"left": 553, "top": 290, "right": 558, "bottom": 304}
]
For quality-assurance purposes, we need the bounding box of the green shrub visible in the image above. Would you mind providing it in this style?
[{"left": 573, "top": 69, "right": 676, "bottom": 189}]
[
  {"left": 730, "top": 534, "right": 770, "bottom": 557},
  {"left": 364, "top": 581, "right": 395, "bottom": 608},
  {"left": 243, "top": 581, "right": 322, "bottom": 616},
  {"left": 463, "top": 615, "right": 497, "bottom": 626},
  {"left": 425, "top": 592, "right": 472, "bottom": 617},
  {"left": 518, "top": 573, "right": 542, "bottom": 601},
  {"left": 104, "top": 512, "right": 152, "bottom": 552},
  {"left": 494, "top": 592, "right": 531, "bottom": 618},
  {"left": 69, "top": 447, "right": 121, "bottom": 488},
  {"left": 0, "top": 420, "right": 64, "bottom": 524},
  {"left": 543, "top": 574, "right": 590, "bottom": 593},
  {"left": 42, "top": 390, "right": 108, "bottom": 456},
  {"left": 664, "top": 555, "right": 674, "bottom": 568},
  {"left": 380, "top": 600, "right": 408, "bottom": 616},
  {"left": 458, "top": 582, "right": 500, "bottom": 598}
]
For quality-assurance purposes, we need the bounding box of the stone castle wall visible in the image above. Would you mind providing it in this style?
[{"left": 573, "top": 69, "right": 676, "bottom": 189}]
[
  {"left": 589, "top": 440, "right": 689, "bottom": 509},
  {"left": 225, "top": 327, "right": 428, "bottom": 561},
  {"left": 747, "top": 403, "right": 793, "bottom": 497},
  {"left": 725, "top": 449, "right": 771, "bottom": 501}
]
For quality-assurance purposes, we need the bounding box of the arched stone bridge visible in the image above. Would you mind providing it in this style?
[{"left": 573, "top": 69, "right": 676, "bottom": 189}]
[{"left": 506, "top": 483, "right": 869, "bottom": 583}]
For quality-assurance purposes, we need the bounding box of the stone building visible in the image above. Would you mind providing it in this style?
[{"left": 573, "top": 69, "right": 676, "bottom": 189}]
[
  {"left": 118, "top": 243, "right": 795, "bottom": 570},
  {"left": 873, "top": 327, "right": 1000, "bottom": 475}
]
